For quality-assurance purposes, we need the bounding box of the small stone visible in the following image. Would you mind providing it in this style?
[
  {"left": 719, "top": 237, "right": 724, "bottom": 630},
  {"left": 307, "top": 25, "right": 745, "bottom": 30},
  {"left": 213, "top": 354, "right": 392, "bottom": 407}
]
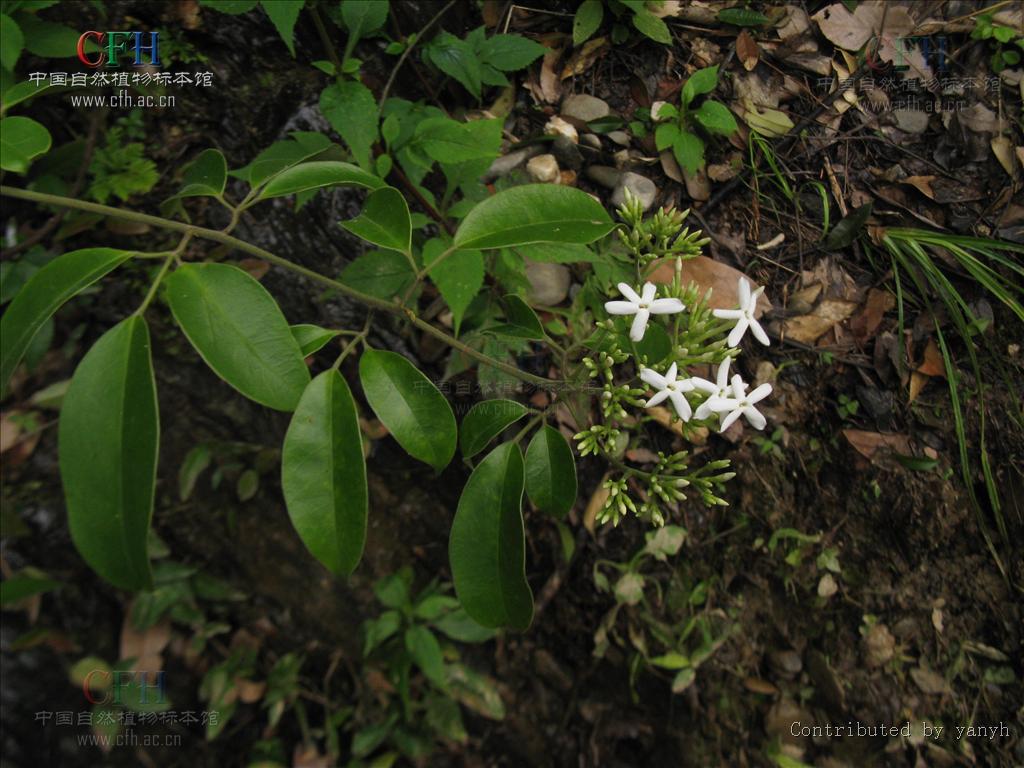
[
  {"left": 551, "top": 135, "right": 583, "bottom": 170},
  {"left": 559, "top": 169, "right": 577, "bottom": 186},
  {"left": 612, "top": 149, "right": 633, "bottom": 169},
  {"left": 544, "top": 116, "right": 578, "bottom": 143},
  {"left": 818, "top": 573, "right": 838, "bottom": 598},
  {"left": 856, "top": 385, "right": 893, "bottom": 420},
  {"left": 526, "top": 261, "right": 570, "bottom": 306},
  {"left": 894, "top": 109, "right": 929, "bottom": 134},
  {"left": 561, "top": 93, "right": 610, "bottom": 123},
  {"left": 770, "top": 650, "right": 803, "bottom": 678},
  {"left": 580, "top": 133, "right": 602, "bottom": 149},
  {"left": 585, "top": 165, "right": 622, "bottom": 189},
  {"left": 863, "top": 623, "right": 896, "bottom": 668},
  {"left": 527, "top": 154, "right": 560, "bottom": 183},
  {"left": 611, "top": 172, "right": 658, "bottom": 211},
  {"left": 483, "top": 145, "right": 542, "bottom": 182},
  {"left": 607, "top": 130, "right": 630, "bottom": 147}
]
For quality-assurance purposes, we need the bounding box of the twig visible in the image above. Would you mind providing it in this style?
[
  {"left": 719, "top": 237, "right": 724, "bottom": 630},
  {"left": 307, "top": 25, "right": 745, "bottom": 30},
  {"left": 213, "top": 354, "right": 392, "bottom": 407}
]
[{"left": 378, "top": 0, "right": 456, "bottom": 110}]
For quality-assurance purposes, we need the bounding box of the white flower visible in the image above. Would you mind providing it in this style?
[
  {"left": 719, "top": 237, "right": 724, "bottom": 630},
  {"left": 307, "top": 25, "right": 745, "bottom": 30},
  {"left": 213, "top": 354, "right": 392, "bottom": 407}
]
[
  {"left": 714, "top": 375, "right": 772, "bottom": 431},
  {"left": 713, "top": 277, "right": 769, "bottom": 348},
  {"left": 605, "top": 282, "right": 685, "bottom": 342},
  {"left": 690, "top": 357, "right": 733, "bottom": 420},
  {"left": 641, "top": 362, "right": 694, "bottom": 421}
]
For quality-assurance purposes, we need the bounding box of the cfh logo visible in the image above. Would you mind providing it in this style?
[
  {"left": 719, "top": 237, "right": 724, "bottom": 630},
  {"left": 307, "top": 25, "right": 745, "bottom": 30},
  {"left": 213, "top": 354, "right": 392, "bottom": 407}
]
[
  {"left": 76, "top": 31, "right": 161, "bottom": 68},
  {"left": 82, "top": 669, "right": 167, "bottom": 705}
]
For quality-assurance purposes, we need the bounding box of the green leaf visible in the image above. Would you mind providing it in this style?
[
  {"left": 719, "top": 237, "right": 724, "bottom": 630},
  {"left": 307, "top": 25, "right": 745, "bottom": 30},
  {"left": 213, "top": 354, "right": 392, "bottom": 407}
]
[
  {"left": 290, "top": 324, "right": 341, "bottom": 356},
  {"left": 1, "top": 248, "right": 132, "bottom": 394},
  {"left": 487, "top": 294, "right": 545, "bottom": 338},
  {"left": 320, "top": 80, "right": 379, "bottom": 170},
  {"left": 236, "top": 133, "right": 332, "bottom": 188},
  {"left": 682, "top": 65, "right": 719, "bottom": 106},
  {"left": 178, "top": 444, "right": 212, "bottom": 501},
  {"left": 259, "top": 0, "right": 302, "bottom": 56},
  {"left": 413, "top": 593, "right": 460, "bottom": 620},
  {"left": 258, "top": 160, "right": 384, "bottom": 199},
  {"left": 341, "top": 186, "right": 412, "bottom": 255},
  {"left": 672, "top": 131, "right": 705, "bottom": 174},
  {"left": 629, "top": 321, "right": 671, "bottom": 364},
  {"left": 165, "top": 263, "right": 310, "bottom": 411},
  {"left": 449, "top": 441, "right": 533, "bottom": 630},
  {"left": 282, "top": 370, "right": 368, "bottom": 576},
  {"left": 363, "top": 609, "right": 401, "bottom": 656},
  {"left": 341, "top": 0, "right": 389, "bottom": 56},
  {"left": 479, "top": 34, "right": 546, "bottom": 71},
  {"left": 632, "top": 10, "right": 672, "bottom": 44},
  {"left": 824, "top": 202, "right": 872, "bottom": 250},
  {"left": 339, "top": 249, "right": 415, "bottom": 299},
  {"left": 425, "top": 240, "right": 483, "bottom": 335},
  {"left": 693, "top": 100, "right": 738, "bottom": 136},
  {"left": 512, "top": 242, "right": 604, "bottom": 264},
  {"left": 425, "top": 32, "right": 482, "bottom": 99},
  {"left": 199, "top": 0, "right": 258, "bottom": 11},
  {"left": 454, "top": 184, "right": 614, "bottom": 250},
  {"left": 0, "top": 116, "right": 52, "bottom": 174},
  {"left": 358, "top": 349, "right": 457, "bottom": 471},
  {"left": 414, "top": 117, "right": 504, "bottom": 164},
  {"left": 0, "top": 573, "right": 60, "bottom": 605},
  {"left": 432, "top": 608, "right": 497, "bottom": 643},
  {"left": 655, "top": 122, "right": 681, "bottom": 151},
  {"left": 405, "top": 626, "right": 446, "bottom": 688},
  {"left": 236, "top": 468, "right": 259, "bottom": 501},
  {"left": 573, "top": 0, "right": 603, "bottom": 45},
  {"left": 460, "top": 399, "right": 529, "bottom": 459},
  {"left": 16, "top": 15, "right": 80, "bottom": 58},
  {"left": 524, "top": 425, "right": 577, "bottom": 517},
  {"left": 0, "top": 13, "right": 23, "bottom": 71},
  {"left": 374, "top": 570, "right": 411, "bottom": 608},
  {"left": 716, "top": 7, "right": 770, "bottom": 27},
  {"left": 175, "top": 148, "right": 227, "bottom": 199},
  {"left": 59, "top": 317, "right": 157, "bottom": 591}
]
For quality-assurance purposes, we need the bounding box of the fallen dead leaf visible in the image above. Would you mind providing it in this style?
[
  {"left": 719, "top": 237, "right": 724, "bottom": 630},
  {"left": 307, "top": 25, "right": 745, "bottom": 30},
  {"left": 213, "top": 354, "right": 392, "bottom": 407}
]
[
  {"left": 744, "top": 677, "right": 780, "bottom": 695},
  {"left": 659, "top": 149, "right": 684, "bottom": 183},
  {"left": 916, "top": 338, "right": 945, "bottom": 378},
  {"left": 737, "top": 30, "right": 759, "bottom": 71},
  {"left": 236, "top": 678, "right": 267, "bottom": 704},
  {"left": 650, "top": 256, "right": 771, "bottom": 317},
  {"left": 901, "top": 175, "right": 936, "bottom": 200},
  {"left": 812, "top": 2, "right": 915, "bottom": 59},
  {"left": 991, "top": 135, "right": 1020, "bottom": 181},
  {"left": 120, "top": 614, "right": 172, "bottom": 676},
  {"left": 645, "top": 405, "right": 708, "bottom": 445},
  {"left": 583, "top": 473, "right": 612, "bottom": 534},
  {"left": 238, "top": 258, "right": 269, "bottom": 280},
  {"left": 842, "top": 429, "right": 912, "bottom": 462},
  {"left": 0, "top": 413, "right": 22, "bottom": 453},
  {"left": 561, "top": 37, "right": 608, "bottom": 80},
  {"left": 910, "top": 665, "right": 951, "bottom": 696},
  {"left": 850, "top": 287, "right": 895, "bottom": 343},
  {"left": 782, "top": 299, "right": 858, "bottom": 344},
  {"left": 908, "top": 370, "right": 929, "bottom": 403},
  {"left": 778, "top": 5, "right": 812, "bottom": 41}
]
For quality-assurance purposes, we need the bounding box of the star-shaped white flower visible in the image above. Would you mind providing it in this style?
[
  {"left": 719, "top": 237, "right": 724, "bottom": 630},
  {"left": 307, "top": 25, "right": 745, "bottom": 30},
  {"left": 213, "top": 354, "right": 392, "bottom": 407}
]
[
  {"left": 716, "top": 375, "right": 772, "bottom": 431},
  {"left": 689, "top": 357, "right": 734, "bottom": 420},
  {"left": 713, "top": 277, "right": 769, "bottom": 348},
  {"left": 606, "top": 282, "right": 685, "bottom": 342},
  {"left": 641, "top": 362, "right": 694, "bottom": 421}
]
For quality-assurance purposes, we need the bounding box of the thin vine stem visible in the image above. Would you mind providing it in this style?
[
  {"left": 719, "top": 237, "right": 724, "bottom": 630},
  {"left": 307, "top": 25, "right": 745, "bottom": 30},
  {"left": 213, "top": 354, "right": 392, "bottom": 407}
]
[{"left": 0, "top": 185, "right": 565, "bottom": 391}]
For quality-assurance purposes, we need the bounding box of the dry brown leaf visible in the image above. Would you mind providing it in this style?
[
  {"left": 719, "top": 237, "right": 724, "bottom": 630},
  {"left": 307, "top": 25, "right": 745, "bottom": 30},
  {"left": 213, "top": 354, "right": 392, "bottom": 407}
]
[
  {"left": 901, "top": 175, "right": 936, "bottom": 199},
  {"left": 910, "top": 665, "right": 951, "bottom": 696},
  {"left": 659, "top": 149, "right": 683, "bottom": 183},
  {"left": 650, "top": 256, "right": 771, "bottom": 317},
  {"left": 744, "top": 677, "right": 780, "bottom": 695},
  {"left": 120, "top": 614, "right": 171, "bottom": 667},
  {"left": 991, "top": 135, "right": 1020, "bottom": 181},
  {"left": 583, "top": 472, "right": 612, "bottom": 534},
  {"left": 737, "top": 30, "right": 759, "bottom": 71},
  {"left": 908, "top": 370, "right": 929, "bottom": 403},
  {"left": 778, "top": 5, "right": 812, "bottom": 41},
  {"left": 236, "top": 678, "right": 267, "bottom": 704},
  {"left": 812, "top": 2, "right": 915, "bottom": 57},
  {"left": 293, "top": 744, "right": 332, "bottom": 768},
  {"left": 238, "top": 258, "right": 270, "bottom": 280},
  {"left": 561, "top": 37, "right": 608, "bottom": 80},
  {"left": 849, "top": 287, "right": 894, "bottom": 343},
  {"left": 782, "top": 299, "right": 858, "bottom": 344},
  {"left": 916, "top": 338, "right": 945, "bottom": 378},
  {"left": 843, "top": 429, "right": 912, "bottom": 461},
  {"left": 0, "top": 412, "right": 22, "bottom": 454}
]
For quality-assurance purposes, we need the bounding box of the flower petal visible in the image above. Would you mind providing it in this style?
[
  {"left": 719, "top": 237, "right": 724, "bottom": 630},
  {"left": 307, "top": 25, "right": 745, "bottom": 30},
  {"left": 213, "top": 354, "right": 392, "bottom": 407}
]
[
  {"left": 720, "top": 408, "right": 742, "bottom": 432},
  {"left": 704, "top": 396, "right": 738, "bottom": 413},
  {"left": 748, "top": 285, "right": 765, "bottom": 311},
  {"left": 713, "top": 308, "right": 744, "bottom": 320},
  {"left": 727, "top": 317, "right": 749, "bottom": 348},
  {"left": 743, "top": 405, "right": 767, "bottom": 430},
  {"left": 676, "top": 377, "right": 696, "bottom": 392},
  {"left": 648, "top": 298, "right": 685, "bottom": 314},
  {"left": 641, "top": 282, "right": 657, "bottom": 304},
  {"left": 694, "top": 401, "right": 714, "bottom": 420},
  {"left": 669, "top": 391, "right": 692, "bottom": 421},
  {"left": 629, "top": 309, "right": 650, "bottom": 342},
  {"left": 645, "top": 390, "right": 670, "bottom": 408},
  {"left": 749, "top": 317, "right": 770, "bottom": 346},
  {"left": 665, "top": 362, "right": 677, "bottom": 381},
  {"left": 738, "top": 276, "right": 751, "bottom": 307},
  {"left": 689, "top": 377, "right": 717, "bottom": 394},
  {"left": 730, "top": 375, "right": 748, "bottom": 399},
  {"left": 640, "top": 368, "right": 667, "bottom": 389},
  {"left": 747, "top": 383, "right": 772, "bottom": 403},
  {"left": 617, "top": 283, "right": 641, "bottom": 303},
  {"left": 605, "top": 300, "right": 638, "bottom": 315},
  {"left": 715, "top": 358, "right": 731, "bottom": 389}
]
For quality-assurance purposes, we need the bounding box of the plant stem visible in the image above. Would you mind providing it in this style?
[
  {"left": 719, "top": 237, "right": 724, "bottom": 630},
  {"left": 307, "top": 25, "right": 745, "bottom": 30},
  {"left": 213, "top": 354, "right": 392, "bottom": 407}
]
[
  {"left": 0, "top": 185, "right": 564, "bottom": 391},
  {"left": 134, "top": 233, "right": 191, "bottom": 316},
  {"left": 377, "top": 0, "right": 456, "bottom": 109}
]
